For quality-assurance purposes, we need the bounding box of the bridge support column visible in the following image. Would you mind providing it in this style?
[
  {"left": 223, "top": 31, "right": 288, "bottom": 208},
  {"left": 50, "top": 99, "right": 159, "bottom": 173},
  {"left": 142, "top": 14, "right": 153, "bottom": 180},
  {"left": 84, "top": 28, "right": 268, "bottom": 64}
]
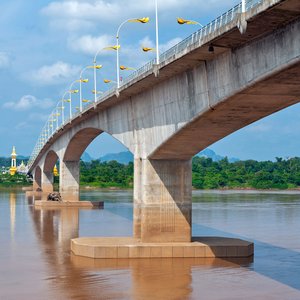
[
  {"left": 134, "top": 158, "right": 192, "bottom": 243},
  {"left": 33, "top": 167, "right": 42, "bottom": 191},
  {"left": 33, "top": 178, "right": 41, "bottom": 191},
  {"left": 42, "top": 171, "right": 54, "bottom": 194},
  {"left": 59, "top": 161, "right": 80, "bottom": 202}
]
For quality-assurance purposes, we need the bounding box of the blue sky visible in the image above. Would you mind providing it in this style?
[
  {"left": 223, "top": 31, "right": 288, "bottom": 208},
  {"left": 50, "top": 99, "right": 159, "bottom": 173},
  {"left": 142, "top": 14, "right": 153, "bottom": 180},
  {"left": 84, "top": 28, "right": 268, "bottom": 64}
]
[{"left": 0, "top": 0, "right": 299, "bottom": 161}]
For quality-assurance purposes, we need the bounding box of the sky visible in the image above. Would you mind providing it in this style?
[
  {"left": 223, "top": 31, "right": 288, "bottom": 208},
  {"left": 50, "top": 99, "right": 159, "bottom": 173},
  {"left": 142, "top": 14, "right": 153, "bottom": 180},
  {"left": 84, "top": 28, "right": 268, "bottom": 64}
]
[{"left": 0, "top": 0, "right": 299, "bottom": 161}]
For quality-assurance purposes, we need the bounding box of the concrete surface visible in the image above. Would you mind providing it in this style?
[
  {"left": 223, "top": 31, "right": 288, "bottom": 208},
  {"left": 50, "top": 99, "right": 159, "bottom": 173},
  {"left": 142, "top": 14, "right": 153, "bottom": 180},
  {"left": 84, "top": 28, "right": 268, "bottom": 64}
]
[{"left": 71, "top": 237, "right": 254, "bottom": 259}]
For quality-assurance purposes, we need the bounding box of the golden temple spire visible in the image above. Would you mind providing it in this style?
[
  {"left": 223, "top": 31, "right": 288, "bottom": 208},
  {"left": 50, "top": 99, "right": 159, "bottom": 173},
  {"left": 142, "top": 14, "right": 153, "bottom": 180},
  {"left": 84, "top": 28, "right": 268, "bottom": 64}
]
[{"left": 10, "top": 146, "right": 17, "bottom": 176}]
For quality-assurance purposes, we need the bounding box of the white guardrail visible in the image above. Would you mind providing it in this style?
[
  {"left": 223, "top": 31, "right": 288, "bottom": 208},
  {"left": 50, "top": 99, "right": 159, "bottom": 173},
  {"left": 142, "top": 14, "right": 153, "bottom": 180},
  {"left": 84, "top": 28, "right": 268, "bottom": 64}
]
[{"left": 28, "top": 0, "right": 263, "bottom": 169}]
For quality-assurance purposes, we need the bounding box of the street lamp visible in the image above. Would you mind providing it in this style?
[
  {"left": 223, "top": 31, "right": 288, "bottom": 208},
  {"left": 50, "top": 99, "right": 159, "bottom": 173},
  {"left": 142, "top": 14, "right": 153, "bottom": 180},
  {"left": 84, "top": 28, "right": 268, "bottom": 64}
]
[
  {"left": 120, "top": 65, "right": 135, "bottom": 71},
  {"left": 103, "top": 79, "right": 116, "bottom": 84},
  {"left": 80, "top": 65, "right": 102, "bottom": 107},
  {"left": 142, "top": 47, "right": 155, "bottom": 52},
  {"left": 177, "top": 17, "right": 203, "bottom": 27},
  {"left": 69, "top": 80, "right": 80, "bottom": 119},
  {"left": 53, "top": 110, "right": 60, "bottom": 130},
  {"left": 61, "top": 90, "right": 70, "bottom": 121},
  {"left": 155, "top": 0, "right": 159, "bottom": 65},
  {"left": 78, "top": 69, "right": 91, "bottom": 112},
  {"left": 116, "top": 17, "right": 149, "bottom": 89}
]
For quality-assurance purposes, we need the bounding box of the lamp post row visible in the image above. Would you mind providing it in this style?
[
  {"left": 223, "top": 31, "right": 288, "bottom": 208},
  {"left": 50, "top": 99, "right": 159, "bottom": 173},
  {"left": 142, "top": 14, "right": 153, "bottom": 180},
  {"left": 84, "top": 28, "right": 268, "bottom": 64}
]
[{"left": 35, "top": 0, "right": 247, "bottom": 157}]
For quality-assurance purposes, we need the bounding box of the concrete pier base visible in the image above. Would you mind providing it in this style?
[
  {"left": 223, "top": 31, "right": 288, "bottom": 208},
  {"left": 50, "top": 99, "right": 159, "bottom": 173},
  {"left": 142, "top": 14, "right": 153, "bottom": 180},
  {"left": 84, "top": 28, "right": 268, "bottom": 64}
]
[
  {"left": 34, "top": 200, "right": 102, "bottom": 208},
  {"left": 25, "top": 191, "right": 103, "bottom": 208},
  {"left": 71, "top": 237, "right": 254, "bottom": 259}
]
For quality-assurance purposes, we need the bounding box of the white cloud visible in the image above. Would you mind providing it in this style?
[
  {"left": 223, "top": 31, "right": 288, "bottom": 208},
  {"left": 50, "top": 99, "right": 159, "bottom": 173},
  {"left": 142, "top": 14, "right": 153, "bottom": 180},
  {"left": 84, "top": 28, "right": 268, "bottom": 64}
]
[
  {"left": 139, "top": 36, "right": 155, "bottom": 49},
  {"left": 3, "top": 95, "right": 54, "bottom": 111},
  {"left": 0, "top": 52, "right": 10, "bottom": 69},
  {"left": 41, "top": 1, "right": 120, "bottom": 31},
  {"left": 24, "top": 61, "right": 81, "bottom": 86},
  {"left": 41, "top": 0, "right": 233, "bottom": 32},
  {"left": 41, "top": 0, "right": 208, "bottom": 22},
  {"left": 68, "top": 34, "right": 114, "bottom": 56}
]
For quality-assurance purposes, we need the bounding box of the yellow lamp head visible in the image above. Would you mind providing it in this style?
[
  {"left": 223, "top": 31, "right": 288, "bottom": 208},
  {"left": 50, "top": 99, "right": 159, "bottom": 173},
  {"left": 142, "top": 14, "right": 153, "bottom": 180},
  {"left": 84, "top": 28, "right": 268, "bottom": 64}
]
[
  {"left": 135, "top": 17, "right": 150, "bottom": 23},
  {"left": 104, "top": 45, "right": 120, "bottom": 51},
  {"left": 142, "top": 47, "right": 155, "bottom": 52}
]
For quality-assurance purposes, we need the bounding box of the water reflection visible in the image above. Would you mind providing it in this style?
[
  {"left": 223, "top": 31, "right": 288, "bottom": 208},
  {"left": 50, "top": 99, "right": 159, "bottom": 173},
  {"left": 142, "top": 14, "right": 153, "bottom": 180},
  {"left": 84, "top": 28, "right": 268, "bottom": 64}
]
[
  {"left": 71, "top": 256, "right": 253, "bottom": 300},
  {"left": 27, "top": 197, "right": 253, "bottom": 300},
  {"left": 9, "top": 193, "right": 16, "bottom": 240}
]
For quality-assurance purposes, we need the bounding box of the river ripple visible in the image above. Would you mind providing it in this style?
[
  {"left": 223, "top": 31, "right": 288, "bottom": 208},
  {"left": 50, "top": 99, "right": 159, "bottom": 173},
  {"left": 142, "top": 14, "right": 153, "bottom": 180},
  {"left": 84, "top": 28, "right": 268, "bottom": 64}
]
[{"left": 0, "top": 189, "right": 299, "bottom": 299}]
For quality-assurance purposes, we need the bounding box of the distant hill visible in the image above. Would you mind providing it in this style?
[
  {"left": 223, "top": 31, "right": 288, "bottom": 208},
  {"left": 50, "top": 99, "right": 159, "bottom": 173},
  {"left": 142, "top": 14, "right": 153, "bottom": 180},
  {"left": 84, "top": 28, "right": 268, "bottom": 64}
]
[
  {"left": 18, "top": 155, "right": 29, "bottom": 160},
  {"left": 0, "top": 148, "right": 238, "bottom": 167},
  {"left": 197, "top": 149, "right": 239, "bottom": 163},
  {"left": 80, "top": 149, "right": 239, "bottom": 164},
  {"left": 81, "top": 152, "right": 93, "bottom": 162},
  {"left": 99, "top": 151, "right": 133, "bottom": 164}
]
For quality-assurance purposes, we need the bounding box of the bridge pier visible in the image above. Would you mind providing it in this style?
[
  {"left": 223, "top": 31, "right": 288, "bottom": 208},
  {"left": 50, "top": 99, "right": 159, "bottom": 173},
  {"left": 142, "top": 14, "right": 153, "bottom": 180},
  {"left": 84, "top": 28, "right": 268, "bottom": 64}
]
[
  {"left": 41, "top": 170, "right": 54, "bottom": 194},
  {"left": 134, "top": 158, "right": 192, "bottom": 243},
  {"left": 33, "top": 167, "right": 42, "bottom": 191},
  {"left": 59, "top": 161, "right": 80, "bottom": 202}
]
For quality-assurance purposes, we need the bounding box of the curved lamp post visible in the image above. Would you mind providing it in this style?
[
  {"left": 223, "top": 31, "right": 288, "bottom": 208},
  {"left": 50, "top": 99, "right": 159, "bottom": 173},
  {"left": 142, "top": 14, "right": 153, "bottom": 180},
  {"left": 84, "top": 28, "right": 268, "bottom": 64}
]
[
  {"left": 78, "top": 70, "right": 89, "bottom": 112},
  {"left": 53, "top": 110, "right": 59, "bottom": 130},
  {"left": 116, "top": 17, "right": 149, "bottom": 89},
  {"left": 80, "top": 65, "right": 102, "bottom": 108},
  {"left": 61, "top": 90, "right": 71, "bottom": 121},
  {"left": 155, "top": 0, "right": 159, "bottom": 65},
  {"left": 93, "top": 48, "right": 111, "bottom": 103},
  {"left": 69, "top": 80, "right": 80, "bottom": 119}
]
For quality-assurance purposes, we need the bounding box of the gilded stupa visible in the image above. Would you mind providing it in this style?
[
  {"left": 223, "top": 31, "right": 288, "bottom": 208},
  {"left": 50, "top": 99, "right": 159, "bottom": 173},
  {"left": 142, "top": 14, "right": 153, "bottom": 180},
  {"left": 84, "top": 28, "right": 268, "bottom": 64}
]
[
  {"left": 53, "top": 164, "right": 59, "bottom": 176},
  {"left": 9, "top": 146, "right": 17, "bottom": 176}
]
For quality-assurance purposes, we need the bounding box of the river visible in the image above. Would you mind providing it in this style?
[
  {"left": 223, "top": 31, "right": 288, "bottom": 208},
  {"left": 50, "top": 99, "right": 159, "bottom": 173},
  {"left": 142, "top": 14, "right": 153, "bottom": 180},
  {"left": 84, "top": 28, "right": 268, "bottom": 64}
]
[{"left": 0, "top": 189, "right": 299, "bottom": 299}]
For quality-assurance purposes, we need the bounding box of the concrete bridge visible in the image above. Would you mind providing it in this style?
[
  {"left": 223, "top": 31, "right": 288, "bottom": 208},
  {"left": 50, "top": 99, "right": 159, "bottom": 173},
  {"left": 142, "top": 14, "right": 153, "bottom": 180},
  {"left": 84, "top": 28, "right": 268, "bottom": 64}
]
[{"left": 28, "top": 0, "right": 300, "bottom": 251}]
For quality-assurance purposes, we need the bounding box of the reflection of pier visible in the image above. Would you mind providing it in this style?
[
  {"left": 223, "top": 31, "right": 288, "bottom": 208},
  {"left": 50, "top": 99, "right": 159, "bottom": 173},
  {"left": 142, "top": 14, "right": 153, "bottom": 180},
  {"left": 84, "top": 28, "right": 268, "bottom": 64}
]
[
  {"left": 9, "top": 193, "right": 16, "bottom": 240},
  {"left": 71, "top": 256, "right": 253, "bottom": 299},
  {"left": 27, "top": 193, "right": 253, "bottom": 299}
]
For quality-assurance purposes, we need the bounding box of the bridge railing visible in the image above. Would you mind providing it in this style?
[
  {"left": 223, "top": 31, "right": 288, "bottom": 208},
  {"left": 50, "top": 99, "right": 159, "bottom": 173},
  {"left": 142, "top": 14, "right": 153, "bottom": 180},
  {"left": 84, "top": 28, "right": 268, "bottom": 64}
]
[{"left": 27, "top": 0, "right": 263, "bottom": 170}]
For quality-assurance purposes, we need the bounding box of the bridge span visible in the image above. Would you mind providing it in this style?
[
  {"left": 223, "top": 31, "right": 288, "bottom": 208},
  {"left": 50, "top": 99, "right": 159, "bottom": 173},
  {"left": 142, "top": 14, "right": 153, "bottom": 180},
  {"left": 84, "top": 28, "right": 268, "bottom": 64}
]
[{"left": 29, "top": 0, "right": 300, "bottom": 246}]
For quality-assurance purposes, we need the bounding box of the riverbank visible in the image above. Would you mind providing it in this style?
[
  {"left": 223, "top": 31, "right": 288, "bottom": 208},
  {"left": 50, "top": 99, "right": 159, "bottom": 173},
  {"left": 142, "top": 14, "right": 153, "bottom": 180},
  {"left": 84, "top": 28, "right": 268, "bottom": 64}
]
[
  {"left": 2, "top": 184, "right": 300, "bottom": 193},
  {"left": 80, "top": 186, "right": 300, "bottom": 194}
]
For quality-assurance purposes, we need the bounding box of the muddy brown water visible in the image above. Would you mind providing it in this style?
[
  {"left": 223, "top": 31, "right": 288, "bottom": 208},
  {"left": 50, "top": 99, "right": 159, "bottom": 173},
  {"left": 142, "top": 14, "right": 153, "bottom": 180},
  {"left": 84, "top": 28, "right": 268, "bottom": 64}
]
[{"left": 0, "top": 190, "right": 300, "bottom": 299}]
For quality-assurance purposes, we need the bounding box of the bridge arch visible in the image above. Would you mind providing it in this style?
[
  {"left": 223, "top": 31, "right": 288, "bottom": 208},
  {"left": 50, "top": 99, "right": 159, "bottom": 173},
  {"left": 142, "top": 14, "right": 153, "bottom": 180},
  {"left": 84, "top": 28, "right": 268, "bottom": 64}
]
[
  {"left": 59, "top": 127, "right": 131, "bottom": 202},
  {"left": 44, "top": 150, "right": 59, "bottom": 173},
  {"left": 63, "top": 128, "right": 102, "bottom": 162},
  {"left": 41, "top": 150, "right": 60, "bottom": 194},
  {"left": 63, "top": 127, "right": 131, "bottom": 162}
]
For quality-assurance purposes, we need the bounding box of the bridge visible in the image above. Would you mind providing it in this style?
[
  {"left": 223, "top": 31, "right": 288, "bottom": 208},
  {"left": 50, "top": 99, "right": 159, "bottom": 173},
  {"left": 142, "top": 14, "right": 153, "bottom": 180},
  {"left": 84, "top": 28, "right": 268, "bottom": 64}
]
[{"left": 27, "top": 0, "right": 300, "bottom": 257}]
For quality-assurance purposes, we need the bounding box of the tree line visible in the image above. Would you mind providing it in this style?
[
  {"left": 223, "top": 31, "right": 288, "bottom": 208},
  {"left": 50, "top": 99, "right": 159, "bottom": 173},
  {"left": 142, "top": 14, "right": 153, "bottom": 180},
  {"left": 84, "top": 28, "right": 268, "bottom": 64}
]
[
  {"left": 192, "top": 156, "right": 300, "bottom": 189},
  {"left": 1, "top": 156, "right": 300, "bottom": 190},
  {"left": 80, "top": 157, "right": 300, "bottom": 190}
]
